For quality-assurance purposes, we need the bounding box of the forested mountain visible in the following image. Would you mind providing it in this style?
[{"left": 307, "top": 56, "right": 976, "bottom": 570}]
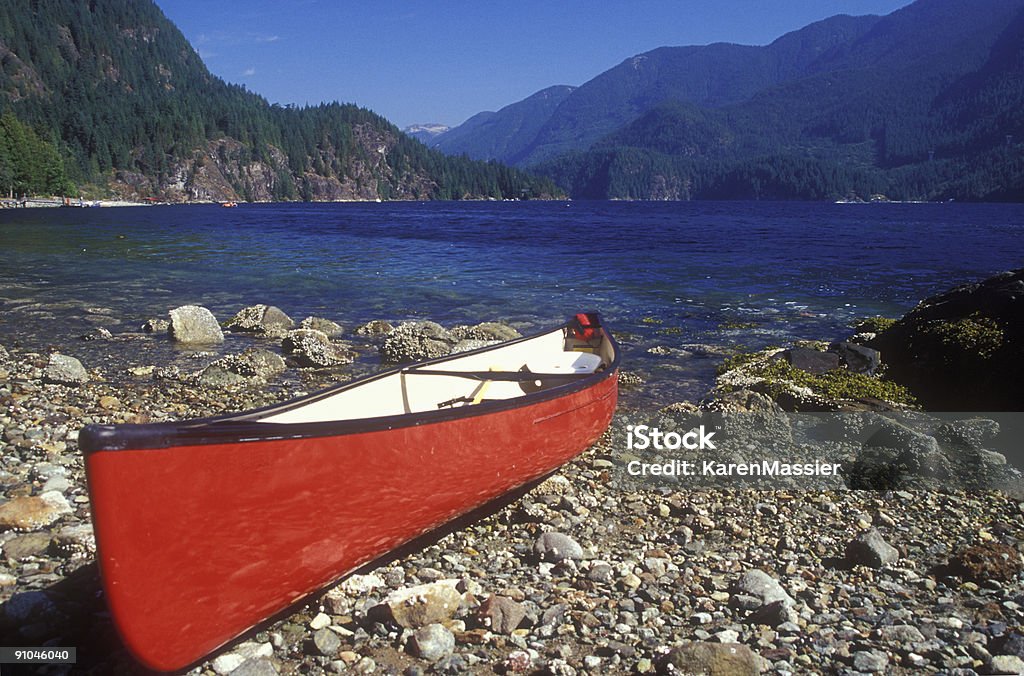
[
  {"left": 0, "top": 0, "right": 560, "bottom": 201},
  {"left": 441, "top": 0, "right": 1024, "bottom": 201},
  {"left": 432, "top": 85, "right": 576, "bottom": 162}
]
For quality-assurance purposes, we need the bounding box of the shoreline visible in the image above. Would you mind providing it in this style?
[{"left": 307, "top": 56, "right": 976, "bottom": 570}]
[{"left": 1, "top": 300, "right": 1022, "bottom": 674}]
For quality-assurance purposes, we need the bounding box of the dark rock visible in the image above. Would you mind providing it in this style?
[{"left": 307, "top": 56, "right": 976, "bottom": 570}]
[
  {"left": 227, "top": 304, "right": 295, "bottom": 335},
  {"left": 776, "top": 347, "right": 840, "bottom": 374},
  {"left": 829, "top": 341, "right": 881, "bottom": 375},
  {"left": 534, "top": 532, "right": 583, "bottom": 562},
  {"left": 476, "top": 595, "right": 526, "bottom": 634},
  {"left": 3, "top": 591, "right": 58, "bottom": 625},
  {"left": 44, "top": 353, "right": 88, "bottom": 385},
  {"left": 949, "top": 542, "right": 1023, "bottom": 582},
  {"left": 658, "top": 641, "right": 762, "bottom": 675},
  {"left": 991, "top": 631, "right": 1024, "bottom": 658},
  {"left": 168, "top": 305, "right": 224, "bottom": 344},
  {"left": 871, "top": 268, "right": 1024, "bottom": 410},
  {"left": 743, "top": 599, "right": 796, "bottom": 627},
  {"left": 408, "top": 623, "right": 454, "bottom": 662},
  {"left": 380, "top": 321, "right": 456, "bottom": 364},
  {"left": 846, "top": 528, "right": 899, "bottom": 568},
  {"left": 282, "top": 329, "right": 355, "bottom": 368}
]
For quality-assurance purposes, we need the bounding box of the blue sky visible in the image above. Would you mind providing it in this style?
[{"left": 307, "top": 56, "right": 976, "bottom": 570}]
[{"left": 155, "top": 1, "right": 912, "bottom": 129}]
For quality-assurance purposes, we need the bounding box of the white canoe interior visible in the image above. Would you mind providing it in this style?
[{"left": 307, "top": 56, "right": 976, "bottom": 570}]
[{"left": 258, "top": 326, "right": 614, "bottom": 424}]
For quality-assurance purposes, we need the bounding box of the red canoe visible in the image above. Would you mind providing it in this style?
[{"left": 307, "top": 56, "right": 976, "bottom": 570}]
[{"left": 80, "top": 313, "right": 619, "bottom": 671}]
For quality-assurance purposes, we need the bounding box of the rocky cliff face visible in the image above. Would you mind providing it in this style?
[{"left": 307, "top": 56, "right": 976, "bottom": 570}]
[{"left": 108, "top": 124, "right": 439, "bottom": 202}]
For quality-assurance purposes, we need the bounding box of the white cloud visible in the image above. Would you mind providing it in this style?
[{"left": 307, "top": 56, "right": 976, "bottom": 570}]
[{"left": 243, "top": 67, "right": 257, "bottom": 76}]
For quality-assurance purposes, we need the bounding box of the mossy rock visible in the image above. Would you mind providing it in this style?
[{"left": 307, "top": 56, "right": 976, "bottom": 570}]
[
  {"left": 922, "top": 312, "right": 1004, "bottom": 359},
  {"left": 714, "top": 347, "right": 916, "bottom": 411},
  {"left": 854, "top": 316, "right": 897, "bottom": 334}
]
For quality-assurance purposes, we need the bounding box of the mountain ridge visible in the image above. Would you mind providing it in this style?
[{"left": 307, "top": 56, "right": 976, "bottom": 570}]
[
  {"left": 436, "top": 0, "right": 1024, "bottom": 201},
  {"left": 0, "top": 0, "right": 560, "bottom": 201}
]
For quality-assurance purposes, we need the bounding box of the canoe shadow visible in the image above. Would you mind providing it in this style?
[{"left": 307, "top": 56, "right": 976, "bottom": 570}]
[{"left": 0, "top": 473, "right": 549, "bottom": 674}]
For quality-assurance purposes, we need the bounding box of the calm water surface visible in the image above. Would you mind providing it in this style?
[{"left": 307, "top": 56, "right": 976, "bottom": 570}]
[{"left": 1, "top": 201, "right": 1022, "bottom": 406}]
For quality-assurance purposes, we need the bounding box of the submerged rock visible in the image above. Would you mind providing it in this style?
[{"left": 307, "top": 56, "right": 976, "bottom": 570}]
[{"left": 169, "top": 305, "right": 224, "bottom": 344}]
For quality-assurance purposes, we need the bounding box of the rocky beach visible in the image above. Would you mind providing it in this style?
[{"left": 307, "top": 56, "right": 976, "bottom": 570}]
[{"left": 1, "top": 269, "right": 1023, "bottom": 675}]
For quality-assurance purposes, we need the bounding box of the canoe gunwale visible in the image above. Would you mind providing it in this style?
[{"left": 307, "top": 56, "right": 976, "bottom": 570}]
[{"left": 79, "top": 316, "right": 620, "bottom": 453}]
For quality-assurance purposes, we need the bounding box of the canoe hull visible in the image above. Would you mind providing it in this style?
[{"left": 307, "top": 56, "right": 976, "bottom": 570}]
[{"left": 85, "top": 368, "right": 617, "bottom": 671}]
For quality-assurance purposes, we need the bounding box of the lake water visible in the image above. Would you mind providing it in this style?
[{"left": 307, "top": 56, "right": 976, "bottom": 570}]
[{"left": 1, "top": 200, "right": 1022, "bottom": 407}]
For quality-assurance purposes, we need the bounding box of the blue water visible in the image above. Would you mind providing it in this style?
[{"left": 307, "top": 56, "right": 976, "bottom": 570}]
[{"left": 1, "top": 201, "right": 1022, "bottom": 406}]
